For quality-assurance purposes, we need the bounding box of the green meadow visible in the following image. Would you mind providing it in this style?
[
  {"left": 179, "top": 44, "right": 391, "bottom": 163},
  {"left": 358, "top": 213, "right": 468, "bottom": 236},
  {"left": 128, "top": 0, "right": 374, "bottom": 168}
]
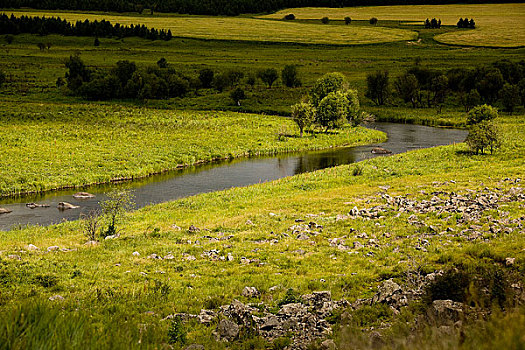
[{"left": 0, "top": 3, "right": 524, "bottom": 349}]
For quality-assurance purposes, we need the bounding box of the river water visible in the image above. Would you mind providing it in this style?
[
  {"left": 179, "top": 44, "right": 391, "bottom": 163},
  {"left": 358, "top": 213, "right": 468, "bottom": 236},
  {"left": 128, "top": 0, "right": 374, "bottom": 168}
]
[{"left": 0, "top": 122, "right": 467, "bottom": 230}]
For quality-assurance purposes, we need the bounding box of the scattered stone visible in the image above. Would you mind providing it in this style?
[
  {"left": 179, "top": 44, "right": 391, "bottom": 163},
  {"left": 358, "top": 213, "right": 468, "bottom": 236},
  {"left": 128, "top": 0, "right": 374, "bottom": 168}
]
[
  {"left": 188, "top": 225, "right": 200, "bottom": 233},
  {"left": 27, "top": 244, "right": 39, "bottom": 251},
  {"left": 0, "top": 208, "right": 12, "bottom": 214},
  {"left": 72, "top": 192, "right": 95, "bottom": 199},
  {"left": 269, "top": 285, "right": 280, "bottom": 292},
  {"left": 506, "top": 257, "right": 516, "bottom": 266},
  {"left": 197, "top": 309, "right": 216, "bottom": 324},
  {"left": 132, "top": 251, "right": 140, "bottom": 256},
  {"left": 8, "top": 254, "right": 21, "bottom": 260},
  {"left": 297, "top": 233, "right": 309, "bottom": 240},
  {"left": 320, "top": 339, "right": 337, "bottom": 350},
  {"left": 171, "top": 224, "right": 182, "bottom": 231},
  {"left": 47, "top": 246, "right": 60, "bottom": 252},
  {"left": 57, "top": 202, "right": 79, "bottom": 210},
  {"left": 164, "top": 254, "right": 175, "bottom": 260},
  {"left": 84, "top": 240, "right": 99, "bottom": 246},
  {"left": 49, "top": 295, "right": 64, "bottom": 301},
  {"left": 215, "top": 318, "right": 239, "bottom": 341},
  {"left": 227, "top": 253, "right": 234, "bottom": 261},
  {"left": 183, "top": 254, "right": 196, "bottom": 261},
  {"left": 245, "top": 220, "right": 255, "bottom": 226},
  {"left": 430, "top": 300, "right": 465, "bottom": 325},
  {"left": 148, "top": 253, "right": 162, "bottom": 260},
  {"left": 184, "top": 345, "right": 205, "bottom": 350},
  {"left": 242, "top": 286, "right": 260, "bottom": 298},
  {"left": 104, "top": 234, "right": 119, "bottom": 240}
]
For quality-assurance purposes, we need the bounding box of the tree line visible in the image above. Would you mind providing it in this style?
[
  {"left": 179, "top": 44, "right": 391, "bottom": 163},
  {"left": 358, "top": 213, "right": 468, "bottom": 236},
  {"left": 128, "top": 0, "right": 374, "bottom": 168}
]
[
  {"left": 1, "top": 0, "right": 521, "bottom": 16},
  {"left": 0, "top": 14, "right": 172, "bottom": 40},
  {"left": 366, "top": 59, "right": 525, "bottom": 114}
]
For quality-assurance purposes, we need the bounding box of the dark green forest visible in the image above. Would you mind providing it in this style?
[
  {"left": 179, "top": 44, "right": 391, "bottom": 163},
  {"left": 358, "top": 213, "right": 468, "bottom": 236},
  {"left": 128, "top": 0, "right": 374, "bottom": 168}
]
[{"left": 2, "top": 0, "right": 523, "bottom": 16}]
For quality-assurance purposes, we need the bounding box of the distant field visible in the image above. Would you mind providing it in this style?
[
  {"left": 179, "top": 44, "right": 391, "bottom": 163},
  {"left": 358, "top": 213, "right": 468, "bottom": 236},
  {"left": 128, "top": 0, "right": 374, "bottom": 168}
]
[
  {"left": 4, "top": 11, "right": 417, "bottom": 45},
  {"left": 263, "top": 3, "right": 525, "bottom": 48}
]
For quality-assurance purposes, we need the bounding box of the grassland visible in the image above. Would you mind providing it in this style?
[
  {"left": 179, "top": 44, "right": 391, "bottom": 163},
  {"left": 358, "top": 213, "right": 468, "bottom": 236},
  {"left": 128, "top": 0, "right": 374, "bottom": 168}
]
[
  {"left": 0, "top": 110, "right": 523, "bottom": 348},
  {"left": 4, "top": 10, "right": 418, "bottom": 45},
  {"left": 0, "top": 102, "right": 384, "bottom": 197},
  {"left": 262, "top": 3, "right": 525, "bottom": 47}
]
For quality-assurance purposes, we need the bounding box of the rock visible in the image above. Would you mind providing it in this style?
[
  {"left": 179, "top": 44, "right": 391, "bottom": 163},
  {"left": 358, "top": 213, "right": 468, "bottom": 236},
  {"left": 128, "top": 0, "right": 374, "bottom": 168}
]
[
  {"left": 171, "top": 224, "right": 182, "bottom": 231},
  {"left": 26, "top": 203, "right": 50, "bottom": 209},
  {"left": 73, "top": 192, "right": 95, "bottom": 199},
  {"left": 216, "top": 318, "right": 239, "bottom": 341},
  {"left": 132, "top": 251, "right": 140, "bottom": 256},
  {"left": 278, "top": 303, "right": 308, "bottom": 317},
  {"left": 506, "top": 257, "right": 515, "bottom": 266},
  {"left": 242, "top": 286, "right": 260, "bottom": 298},
  {"left": 47, "top": 246, "right": 60, "bottom": 252},
  {"left": 27, "top": 244, "right": 39, "bottom": 251},
  {"left": 226, "top": 253, "right": 234, "bottom": 261},
  {"left": 269, "top": 285, "right": 280, "bottom": 292},
  {"left": 320, "top": 339, "right": 337, "bottom": 350},
  {"left": 164, "top": 254, "right": 175, "bottom": 260},
  {"left": 372, "top": 279, "right": 402, "bottom": 304},
  {"left": 260, "top": 315, "right": 279, "bottom": 330},
  {"left": 245, "top": 220, "right": 254, "bottom": 226},
  {"left": 188, "top": 225, "right": 200, "bottom": 233},
  {"left": 104, "top": 234, "right": 119, "bottom": 240},
  {"left": 197, "top": 309, "right": 216, "bottom": 324},
  {"left": 184, "top": 345, "right": 205, "bottom": 350},
  {"left": 297, "top": 233, "right": 309, "bottom": 240},
  {"left": 84, "top": 240, "right": 99, "bottom": 246},
  {"left": 0, "top": 208, "right": 12, "bottom": 214},
  {"left": 371, "top": 147, "right": 392, "bottom": 154},
  {"left": 8, "top": 254, "right": 21, "bottom": 260},
  {"left": 49, "top": 295, "right": 64, "bottom": 301},
  {"left": 57, "top": 202, "right": 79, "bottom": 210},
  {"left": 430, "top": 300, "right": 465, "bottom": 324}
]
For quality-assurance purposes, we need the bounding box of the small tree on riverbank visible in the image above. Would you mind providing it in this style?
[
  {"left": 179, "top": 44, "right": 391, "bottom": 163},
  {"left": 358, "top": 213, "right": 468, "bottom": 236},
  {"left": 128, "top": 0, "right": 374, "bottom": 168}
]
[
  {"left": 100, "top": 189, "right": 135, "bottom": 237},
  {"left": 465, "top": 105, "right": 501, "bottom": 154},
  {"left": 291, "top": 102, "right": 315, "bottom": 137}
]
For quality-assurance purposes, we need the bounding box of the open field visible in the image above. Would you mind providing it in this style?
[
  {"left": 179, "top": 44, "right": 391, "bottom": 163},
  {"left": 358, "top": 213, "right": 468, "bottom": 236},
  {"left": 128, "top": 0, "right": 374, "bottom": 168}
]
[
  {"left": 0, "top": 102, "right": 384, "bottom": 197},
  {"left": 4, "top": 10, "right": 418, "bottom": 45},
  {"left": 262, "top": 3, "right": 525, "bottom": 47},
  {"left": 0, "top": 111, "right": 523, "bottom": 348}
]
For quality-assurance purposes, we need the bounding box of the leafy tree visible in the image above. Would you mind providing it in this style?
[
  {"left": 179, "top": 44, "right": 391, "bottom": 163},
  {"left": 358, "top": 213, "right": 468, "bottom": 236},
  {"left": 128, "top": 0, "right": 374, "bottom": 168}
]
[
  {"left": 316, "top": 90, "right": 359, "bottom": 131},
  {"left": 430, "top": 74, "right": 449, "bottom": 113},
  {"left": 460, "top": 89, "right": 481, "bottom": 112},
  {"left": 230, "top": 87, "right": 245, "bottom": 106},
  {"left": 519, "top": 79, "right": 525, "bottom": 108},
  {"left": 65, "top": 54, "right": 91, "bottom": 91},
  {"left": 366, "top": 70, "right": 391, "bottom": 106},
  {"left": 100, "top": 189, "right": 135, "bottom": 237},
  {"left": 467, "top": 104, "right": 498, "bottom": 125},
  {"left": 166, "top": 74, "right": 189, "bottom": 97},
  {"left": 0, "top": 70, "right": 6, "bottom": 88},
  {"left": 284, "top": 14, "right": 295, "bottom": 20},
  {"left": 310, "top": 72, "right": 347, "bottom": 106},
  {"left": 5, "top": 34, "right": 13, "bottom": 44},
  {"left": 94, "top": 37, "right": 100, "bottom": 46},
  {"left": 79, "top": 74, "right": 120, "bottom": 100},
  {"left": 213, "top": 73, "right": 230, "bottom": 92},
  {"left": 113, "top": 60, "right": 137, "bottom": 86},
  {"left": 291, "top": 102, "right": 315, "bottom": 137},
  {"left": 37, "top": 42, "right": 45, "bottom": 50},
  {"left": 246, "top": 74, "right": 256, "bottom": 87},
  {"left": 344, "top": 16, "right": 351, "bottom": 25},
  {"left": 476, "top": 69, "right": 504, "bottom": 104},
  {"left": 394, "top": 73, "right": 419, "bottom": 108},
  {"left": 369, "top": 17, "right": 378, "bottom": 25},
  {"left": 498, "top": 83, "right": 520, "bottom": 114},
  {"left": 321, "top": 17, "right": 329, "bottom": 24},
  {"left": 281, "top": 65, "right": 301, "bottom": 88},
  {"left": 466, "top": 120, "right": 500, "bottom": 154},
  {"left": 198, "top": 68, "right": 214, "bottom": 88},
  {"left": 226, "top": 70, "right": 244, "bottom": 87},
  {"left": 258, "top": 68, "right": 278, "bottom": 88},
  {"left": 157, "top": 57, "right": 168, "bottom": 68}
]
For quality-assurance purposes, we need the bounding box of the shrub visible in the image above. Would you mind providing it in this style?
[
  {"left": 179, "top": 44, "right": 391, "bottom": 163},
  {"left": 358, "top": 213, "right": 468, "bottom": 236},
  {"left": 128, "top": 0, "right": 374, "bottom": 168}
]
[
  {"left": 291, "top": 102, "right": 315, "bottom": 137},
  {"left": 394, "top": 73, "right": 420, "bottom": 108},
  {"left": 316, "top": 90, "right": 355, "bottom": 131},
  {"left": 0, "top": 70, "right": 6, "bottom": 88},
  {"left": 100, "top": 189, "right": 135, "bottom": 237},
  {"left": 94, "top": 37, "right": 100, "bottom": 46},
  {"left": 198, "top": 68, "right": 214, "bottom": 88},
  {"left": 167, "top": 317, "right": 186, "bottom": 345},
  {"left": 321, "top": 17, "right": 329, "bottom": 24},
  {"left": 344, "top": 16, "right": 351, "bottom": 25},
  {"left": 281, "top": 65, "right": 301, "bottom": 88},
  {"left": 33, "top": 274, "right": 58, "bottom": 288},
  {"left": 310, "top": 72, "right": 347, "bottom": 106},
  {"left": 366, "top": 70, "right": 391, "bottom": 106},
  {"left": 213, "top": 73, "right": 230, "bottom": 92},
  {"left": 277, "top": 288, "right": 300, "bottom": 307},
  {"left": 81, "top": 209, "right": 102, "bottom": 241},
  {"left": 5, "top": 34, "right": 14, "bottom": 44},
  {"left": 283, "top": 13, "right": 295, "bottom": 20},
  {"left": 466, "top": 120, "right": 501, "bottom": 154},
  {"left": 369, "top": 17, "right": 378, "bottom": 25},
  {"left": 258, "top": 68, "right": 278, "bottom": 88},
  {"left": 467, "top": 104, "right": 498, "bottom": 125},
  {"left": 156, "top": 57, "right": 168, "bottom": 68},
  {"left": 226, "top": 69, "right": 244, "bottom": 86},
  {"left": 460, "top": 89, "right": 481, "bottom": 112},
  {"left": 498, "top": 83, "right": 520, "bottom": 114}
]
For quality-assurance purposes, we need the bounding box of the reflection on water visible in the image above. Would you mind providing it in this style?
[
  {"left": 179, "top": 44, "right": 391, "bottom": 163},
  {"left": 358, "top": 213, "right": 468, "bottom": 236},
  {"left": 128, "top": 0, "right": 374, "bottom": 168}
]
[{"left": 0, "top": 123, "right": 467, "bottom": 230}]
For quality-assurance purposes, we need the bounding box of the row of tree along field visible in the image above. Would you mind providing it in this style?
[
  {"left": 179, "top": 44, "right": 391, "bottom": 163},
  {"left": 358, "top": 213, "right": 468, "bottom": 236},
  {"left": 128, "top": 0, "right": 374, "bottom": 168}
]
[
  {"left": 0, "top": 14, "right": 172, "bottom": 40},
  {"left": 366, "top": 59, "right": 525, "bottom": 114},
  {"left": 1, "top": 0, "right": 521, "bottom": 16}
]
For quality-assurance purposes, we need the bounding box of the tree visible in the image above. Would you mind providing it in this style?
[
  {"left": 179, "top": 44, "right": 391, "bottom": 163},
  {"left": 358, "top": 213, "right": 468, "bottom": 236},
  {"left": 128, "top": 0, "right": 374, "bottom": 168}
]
[
  {"left": 366, "top": 70, "right": 391, "bottom": 106},
  {"left": 291, "top": 102, "right": 315, "bottom": 137},
  {"left": 258, "top": 68, "right": 278, "bottom": 88},
  {"left": 284, "top": 14, "right": 295, "bottom": 20},
  {"left": 157, "top": 57, "right": 168, "bottom": 68},
  {"left": 230, "top": 87, "right": 245, "bottom": 106},
  {"left": 213, "top": 73, "right": 229, "bottom": 92},
  {"left": 37, "top": 42, "right": 45, "bottom": 50},
  {"left": 281, "top": 65, "right": 301, "bottom": 88},
  {"left": 5, "top": 35, "right": 14, "bottom": 44},
  {"left": 344, "top": 17, "right": 351, "bottom": 25},
  {"left": 430, "top": 74, "right": 449, "bottom": 113},
  {"left": 321, "top": 17, "right": 329, "bottom": 24},
  {"left": 198, "top": 68, "right": 214, "bottom": 88},
  {"left": 476, "top": 69, "right": 504, "bottom": 103},
  {"left": 519, "top": 79, "right": 525, "bottom": 108},
  {"left": 460, "top": 89, "right": 481, "bottom": 112},
  {"left": 113, "top": 60, "right": 137, "bottom": 86},
  {"left": 394, "top": 73, "right": 419, "bottom": 108},
  {"left": 466, "top": 120, "right": 500, "bottom": 154},
  {"left": 467, "top": 104, "right": 498, "bottom": 125},
  {"left": 310, "top": 72, "right": 347, "bottom": 106},
  {"left": 94, "top": 37, "right": 100, "bottom": 46},
  {"left": 65, "top": 54, "right": 91, "bottom": 91},
  {"left": 0, "top": 70, "right": 6, "bottom": 88},
  {"left": 498, "top": 83, "right": 520, "bottom": 114},
  {"left": 100, "top": 189, "right": 135, "bottom": 237},
  {"left": 316, "top": 90, "right": 359, "bottom": 131},
  {"left": 369, "top": 17, "right": 378, "bottom": 25}
]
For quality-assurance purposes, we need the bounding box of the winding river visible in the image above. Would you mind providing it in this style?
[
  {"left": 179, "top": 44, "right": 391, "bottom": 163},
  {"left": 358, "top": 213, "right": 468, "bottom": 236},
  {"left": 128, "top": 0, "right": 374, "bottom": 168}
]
[{"left": 0, "top": 122, "right": 467, "bottom": 230}]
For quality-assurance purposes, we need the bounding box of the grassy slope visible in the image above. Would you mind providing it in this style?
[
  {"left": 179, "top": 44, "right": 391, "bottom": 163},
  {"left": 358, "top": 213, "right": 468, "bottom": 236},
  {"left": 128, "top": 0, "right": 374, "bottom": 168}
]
[
  {"left": 262, "top": 3, "right": 525, "bottom": 47},
  {"left": 3, "top": 10, "right": 417, "bottom": 45},
  {"left": 0, "top": 111, "right": 523, "bottom": 348},
  {"left": 0, "top": 102, "right": 384, "bottom": 197}
]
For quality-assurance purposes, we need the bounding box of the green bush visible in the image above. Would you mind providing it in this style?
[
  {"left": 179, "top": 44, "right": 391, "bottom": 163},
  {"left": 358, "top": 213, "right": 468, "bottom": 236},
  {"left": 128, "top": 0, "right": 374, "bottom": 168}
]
[
  {"left": 167, "top": 317, "right": 186, "bottom": 345},
  {"left": 310, "top": 72, "right": 347, "bottom": 106},
  {"left": 291, "top": 102, "right": 315, "bottom": 136},
  {"left": 281, "top": 65, "right": 301, "bottom": 88},
  {"left": 466, "top": 120, "right": 501, "bottom": 154},
  {"left": 467, "top": 104, "right": 499, "bottom": 125}
]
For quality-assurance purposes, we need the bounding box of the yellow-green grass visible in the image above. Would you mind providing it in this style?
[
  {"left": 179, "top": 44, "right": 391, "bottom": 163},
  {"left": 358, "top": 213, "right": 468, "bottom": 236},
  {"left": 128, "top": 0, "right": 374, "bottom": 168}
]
[
  {"left": 4, "top": 10, "right": 417, "bottom": 45},
  {"left": 0, "top": 112, "right": 523, "bottom": 348},
  {"left": 262, "top": 3, "right": 525, "bottom": 48},
  {"left": 0, "top": 102, "right": 384, "bottom": 197}
]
